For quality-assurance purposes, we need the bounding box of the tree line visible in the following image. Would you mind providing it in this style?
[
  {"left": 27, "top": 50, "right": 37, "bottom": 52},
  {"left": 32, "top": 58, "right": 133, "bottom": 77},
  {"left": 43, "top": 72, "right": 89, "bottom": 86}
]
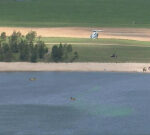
[
  {"left": 0, "top": 31, "right": 79, "bottom": 62},
  {"left": 51, "top": 43, "right": 78, "bottom": 62}
]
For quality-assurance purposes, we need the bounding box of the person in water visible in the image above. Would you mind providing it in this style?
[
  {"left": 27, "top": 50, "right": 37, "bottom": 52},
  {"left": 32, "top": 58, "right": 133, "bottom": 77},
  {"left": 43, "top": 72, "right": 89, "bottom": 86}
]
[{"left": 70, "top": 97, "right": 76, "bottom": 101}]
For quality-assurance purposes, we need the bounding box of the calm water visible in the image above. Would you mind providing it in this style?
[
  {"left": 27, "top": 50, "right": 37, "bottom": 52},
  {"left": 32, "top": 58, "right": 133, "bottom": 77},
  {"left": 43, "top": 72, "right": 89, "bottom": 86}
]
[{"left": 0, "top": 72, "right": 150, "bottom": 135}]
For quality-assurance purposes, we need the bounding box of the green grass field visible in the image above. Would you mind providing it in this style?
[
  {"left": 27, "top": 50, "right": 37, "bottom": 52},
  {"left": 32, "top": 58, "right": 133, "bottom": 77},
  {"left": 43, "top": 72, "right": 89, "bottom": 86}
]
[
  {"left": 41, "top": 37, "right": 150, "bottom": 46},
  {"left": 73, "top": 45, "right": 150, "bottom": 62},
  {"left": 1, "top": 0, "right": 150, "bottom": 62},
  {"left": 45, "top": 38, "right": 150, "bottom": 62},
  {"left": 1, "top": 0, "right": 150, "bottom": 27}
]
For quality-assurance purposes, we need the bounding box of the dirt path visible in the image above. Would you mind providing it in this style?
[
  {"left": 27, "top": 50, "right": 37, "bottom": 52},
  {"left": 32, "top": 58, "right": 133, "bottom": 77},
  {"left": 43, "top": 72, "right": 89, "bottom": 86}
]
[{"left": 1, "top": 27, "right": 150, "bottom": 41}]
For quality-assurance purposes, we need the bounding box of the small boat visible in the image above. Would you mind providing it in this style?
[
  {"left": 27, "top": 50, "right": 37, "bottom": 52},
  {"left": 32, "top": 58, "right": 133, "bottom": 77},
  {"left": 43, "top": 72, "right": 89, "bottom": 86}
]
[{"left": 29, "top": 77, "right": 37, "bottom": 81}]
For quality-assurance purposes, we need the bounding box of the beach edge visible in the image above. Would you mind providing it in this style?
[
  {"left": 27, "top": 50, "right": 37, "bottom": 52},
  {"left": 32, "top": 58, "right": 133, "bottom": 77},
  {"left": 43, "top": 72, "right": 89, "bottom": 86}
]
[{"left": 0, "top": 62, "right": 149, "bottom": 73}]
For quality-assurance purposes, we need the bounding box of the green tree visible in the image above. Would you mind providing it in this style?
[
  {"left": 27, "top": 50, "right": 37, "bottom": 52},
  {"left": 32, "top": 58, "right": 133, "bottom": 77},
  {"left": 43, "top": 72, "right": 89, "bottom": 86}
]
[
  {"left": 2, "top": 43, "right": 12, "bottom": 62},
  {"left": 58, "top": 44, "right": 63, "bottom": 60},
  {"left": 51, "top": 43, "right": 78, "bottom": 62},
  {"left": 30, "top": 45, "right": 38, "bottom": 62},
  {"left": 51, "top": 45, "right": 59, "bottom": 62},
  {"left": 26, "top": 31, "right": 37, "bottom": 43},
  {"left": 0, "top": 31, "right": 49, "bottom": 62},
  {"left": 9, "top": 31, "right": 22, "bottom": 53},
  {"left": 36, "top": 41, "right": 48, "bottom": 59},
  {"left": 0, "top": 44, "right": 3, "bottom": 61},
  {"left": 0, "top": 32, "right": 6, "bottom": 41},
  {"left": 19, "top": 40, "right": 30, "bottom": 61}
]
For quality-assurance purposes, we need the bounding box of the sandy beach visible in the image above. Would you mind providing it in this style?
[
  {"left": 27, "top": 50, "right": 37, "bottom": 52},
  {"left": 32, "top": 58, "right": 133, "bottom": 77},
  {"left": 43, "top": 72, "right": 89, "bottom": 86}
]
[{"left": 0, "top": 62, "right": 150, "bottom": 73}]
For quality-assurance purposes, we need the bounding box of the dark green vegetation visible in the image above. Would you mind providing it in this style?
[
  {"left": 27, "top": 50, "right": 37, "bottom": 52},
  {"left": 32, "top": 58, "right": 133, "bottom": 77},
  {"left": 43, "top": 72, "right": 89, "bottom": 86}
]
[
  {"left": 1, "top": 0, "right": 150, "bottom": 27},
  {"left": 0, "top": 31, "right": 48, "bottom": 62},
  {"left": 72, "top": 45, "right": 150, "bottom": 62},
  {"left": 1, "top": 32, "right": 150, "bottom": 63},
  {"left": 45, "top": 39, "right": 150, "bottom": 62},
  {"left": 0, "top": 32, "right": 78, "bottom": 62},
  {"left": 51, "top": 44, "right": 78, "bottom": 62}
]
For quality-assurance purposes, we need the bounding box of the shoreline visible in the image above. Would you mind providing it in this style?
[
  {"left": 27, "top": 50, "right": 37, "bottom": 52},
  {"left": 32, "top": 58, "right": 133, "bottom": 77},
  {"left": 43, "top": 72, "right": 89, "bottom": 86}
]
[{"left": 0, "top": 62, "right": 150, "bottom": 73}]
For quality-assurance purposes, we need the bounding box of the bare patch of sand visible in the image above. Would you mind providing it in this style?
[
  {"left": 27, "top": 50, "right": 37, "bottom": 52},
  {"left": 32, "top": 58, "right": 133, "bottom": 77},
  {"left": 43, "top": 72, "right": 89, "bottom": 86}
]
[
  {"left": 0, "top": 62, "right": 150, "bottom": 73},
  {"left": 0, "top": 27, "right": 150, "bottom": 41}
]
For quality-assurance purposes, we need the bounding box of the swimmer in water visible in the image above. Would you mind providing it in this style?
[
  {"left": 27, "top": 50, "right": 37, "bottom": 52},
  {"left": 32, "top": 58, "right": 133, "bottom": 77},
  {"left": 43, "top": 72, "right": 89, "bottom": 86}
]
[{"left": 70, "top": 97, "right": 76, "bottom": 101}]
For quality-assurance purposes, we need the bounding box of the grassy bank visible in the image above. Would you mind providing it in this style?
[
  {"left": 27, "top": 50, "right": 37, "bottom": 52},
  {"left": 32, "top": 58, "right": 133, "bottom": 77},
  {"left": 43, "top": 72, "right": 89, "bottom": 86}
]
[
  {"left": 72, "top": 45, "right": 150, "bottom": 62},
  {"left": 44, "top": 38, "right": 150, "bottom": 62},
  {"left": 1, "top": 0, "right": 150, "bottom": 27}
]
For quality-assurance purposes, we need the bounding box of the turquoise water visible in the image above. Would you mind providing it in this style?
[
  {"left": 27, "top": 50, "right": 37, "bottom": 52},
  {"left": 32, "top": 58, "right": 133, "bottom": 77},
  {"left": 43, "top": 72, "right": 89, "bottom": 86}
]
[{"left": 0, "top": 72, "right": 150, "bottom": 135}]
